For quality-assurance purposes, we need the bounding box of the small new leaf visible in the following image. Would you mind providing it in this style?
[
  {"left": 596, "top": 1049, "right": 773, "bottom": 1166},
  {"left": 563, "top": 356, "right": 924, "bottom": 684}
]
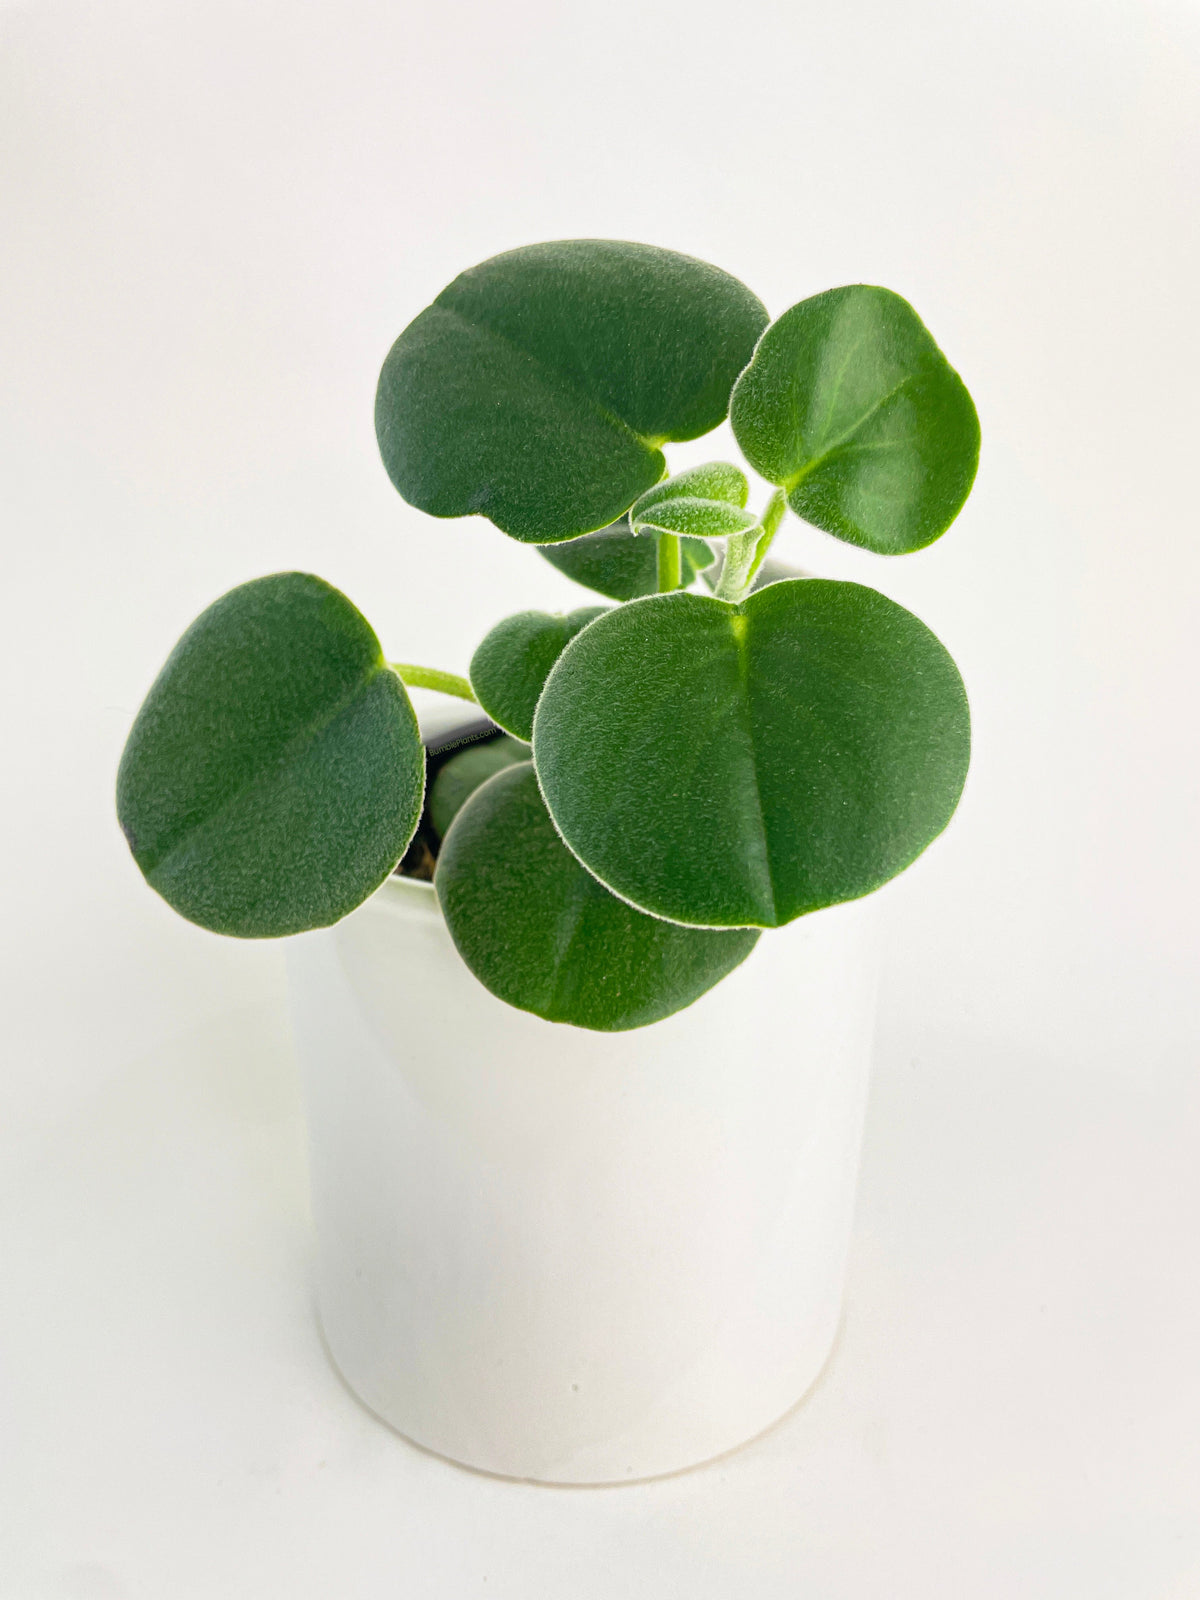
[
  {"left": 629, "top": 461, "right": 749, "bottom": 521},
  {"left": 632, "top": 497, "right": 759, "bottom": 541}
]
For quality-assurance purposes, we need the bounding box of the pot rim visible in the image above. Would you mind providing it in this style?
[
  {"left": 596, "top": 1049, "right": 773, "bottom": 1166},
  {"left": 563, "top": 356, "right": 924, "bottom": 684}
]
[{"left": 377, "top": 869, "right": 439, "bottom": 918}]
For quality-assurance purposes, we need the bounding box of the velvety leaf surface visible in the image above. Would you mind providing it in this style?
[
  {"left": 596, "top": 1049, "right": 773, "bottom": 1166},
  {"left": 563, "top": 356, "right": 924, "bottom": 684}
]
[
  {"left": 730, "top": 286, "right": 979, "bottom": 554},
  {"left": 376, "top": 240, "right": 768, "bottom": 542},
  {"left": 117, "top": 573, "right": 424, "bottom": 937},
  {"left": 537, "top": 517, "right": 714, "bottom": 599},
  {"left": 533, "top": 581, "right": 970, "bottom": 929},
  {"left": 631, "top": 496, "right": 759, "bottom": 541},
  {"left": 428, "top": 735, "right": 529, "bottom": 839},
  {"left": 436, "top": 764, "right": 759, "bottom": 1030},
  {"left": 629, "top": 461, "right": 749, "bottom": 520},
  {"left": 470, "top": 606, "right": 607, "bottom": 741},
  {"left": 630, "top": 459, "right": 755, "bottom": 544}
]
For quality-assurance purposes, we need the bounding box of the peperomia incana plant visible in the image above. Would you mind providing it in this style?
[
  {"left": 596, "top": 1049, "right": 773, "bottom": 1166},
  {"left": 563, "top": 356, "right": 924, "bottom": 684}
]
[{"left": 117, "top": 240, "right": 978, "bottom": 1032}]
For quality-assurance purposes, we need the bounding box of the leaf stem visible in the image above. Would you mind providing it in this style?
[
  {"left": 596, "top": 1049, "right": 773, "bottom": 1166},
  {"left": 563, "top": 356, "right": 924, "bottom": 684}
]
[
  {"left": 745, "top": 488, "right": 788, "bottom": 583},
  {"left": 390, "top": 662, "right": 477, "bottom": 702},
  {"left": 714, "top": 489, "right": 788, "bottom": 604},
  {"left": 656, "top": 532, "right": 682, "bottom": 592}
]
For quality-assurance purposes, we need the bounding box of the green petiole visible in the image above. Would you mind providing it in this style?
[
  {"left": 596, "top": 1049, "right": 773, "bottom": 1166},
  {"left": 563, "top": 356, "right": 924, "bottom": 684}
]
[
  {"left": 656, "top": 532, "right": 682, "bottom": 593},
  {"left": 714, "top": 488, "right": 788, "bottom": 604},
  {"left": 390, "top": 662, "right": 478, "bottom": 702}
]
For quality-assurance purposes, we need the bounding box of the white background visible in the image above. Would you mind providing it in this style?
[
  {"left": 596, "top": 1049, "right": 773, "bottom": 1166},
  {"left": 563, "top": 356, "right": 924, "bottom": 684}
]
[{"left": 2, "top": 0, "right": 1198, "bottom": 1594}]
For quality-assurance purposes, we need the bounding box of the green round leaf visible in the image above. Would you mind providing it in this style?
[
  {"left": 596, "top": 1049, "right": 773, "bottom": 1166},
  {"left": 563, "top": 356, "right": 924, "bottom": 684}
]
[
  {"left": 533, "top": 581, "right": 970, "bottom": 929},
  {"left": 116, "top": 573, "right": 424, "bottom": 937},
  {"left": 436, "top": 763, "right": 759, "bottom": 1030},
  {"left": 538, "top": 517, "right": 714, "bottom": 600},
  {"left": 428, "top": 734, "right": 530, "bottom": 839},
  {"left": 470, "top": 607, "right": 607, "bottom": 742},
  {"left": 376, "top": 240, "right": 768, "bottom": 543},
  {"left": 730, "top": 286, "right": 980, "bottom": 554}
]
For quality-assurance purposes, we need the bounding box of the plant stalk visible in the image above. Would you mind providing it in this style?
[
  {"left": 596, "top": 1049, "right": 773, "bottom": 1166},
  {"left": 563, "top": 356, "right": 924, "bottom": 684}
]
[
  {"left": 390, "top": 662, "right": 477, "bottom": 702},
  {"left": 656, "top": 531, "right": 682, "bottom": 592},
  {"left": 745, "top": 488, "right": 788, "bottom": 583},
  {"left": 714, "top": 489, "right": 788, "bottom": 604}
]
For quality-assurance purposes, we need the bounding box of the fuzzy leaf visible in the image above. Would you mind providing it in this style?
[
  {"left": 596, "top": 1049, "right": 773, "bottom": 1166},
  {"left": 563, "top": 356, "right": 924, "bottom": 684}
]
[
  {"left": 116, "top": 573, "right": 424, "bottom": 937},
  {"left": 436, "top": 763, "right": 759, "bottom": 1030},
  {"left": 730, "top": 286, "right": 979, "bottom": 554},
  {"left": 629, "top": 461, "right": 749, "bottom": 520},
  {"left": 428, "top": 735, "right": 529, "bottom": 839},
  {"left": 376, "top": 241, "right": 768, "bottom": 543},
  {"left": 631, "top": 496, "right": 759, "bottom": 541},
  {"left": 533, "top": 580, "right": 970, "bottom": 929},
  {"left": 537, "top": 517, "right": 714, "bottom": 600},
  {"left": 470, "top": 607, "right": 607, "bottom": 742}
]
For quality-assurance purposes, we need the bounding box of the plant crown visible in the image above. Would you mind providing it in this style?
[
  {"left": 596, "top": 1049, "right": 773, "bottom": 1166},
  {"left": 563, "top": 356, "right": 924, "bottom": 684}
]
[{"left": 117, "top": 240, "right": 978, "bottom": 1031}]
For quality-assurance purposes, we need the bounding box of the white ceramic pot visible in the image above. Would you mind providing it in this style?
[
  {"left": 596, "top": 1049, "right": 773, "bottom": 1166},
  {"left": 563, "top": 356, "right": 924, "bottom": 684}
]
[{"left": 285, "top": 728, "right": 879, "bottom": 1485}]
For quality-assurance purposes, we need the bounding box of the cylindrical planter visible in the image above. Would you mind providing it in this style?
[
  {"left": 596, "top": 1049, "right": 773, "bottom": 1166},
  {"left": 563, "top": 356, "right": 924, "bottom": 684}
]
[{"left": 286, "top": 835, "right": 879, "bottom": 1483}]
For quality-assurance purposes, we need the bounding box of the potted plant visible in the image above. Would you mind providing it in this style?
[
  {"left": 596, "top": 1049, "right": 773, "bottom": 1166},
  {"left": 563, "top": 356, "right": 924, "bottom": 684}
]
[{"left": 117, "top": 240, "right": 978, "bottom": 1483}]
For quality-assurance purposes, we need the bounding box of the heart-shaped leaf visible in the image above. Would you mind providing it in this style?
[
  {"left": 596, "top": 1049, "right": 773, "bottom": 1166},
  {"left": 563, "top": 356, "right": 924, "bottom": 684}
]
[
  {"left": 470, "top": 606, "right": 607, "bottom": 742},
  {"left": 730, "top": 286, "right": 979, "bottom": 554},
  {"left": 537, "top": 517, "right": 714, "bottom": 600},
  {"left": 427, "top": 734, "right": 529, "bottom": 839},
  {"left": 116, "top": 573, "right": 424, "bottom": 937},
  {"left": 533, "top": 580, "right": 969, "bottom": 928},
  {"left": 436, "top": 763, "right": 759, "bottom": 1030},
  {"left": 376, "top": 241, "right": 768, "bottom": 543}
]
